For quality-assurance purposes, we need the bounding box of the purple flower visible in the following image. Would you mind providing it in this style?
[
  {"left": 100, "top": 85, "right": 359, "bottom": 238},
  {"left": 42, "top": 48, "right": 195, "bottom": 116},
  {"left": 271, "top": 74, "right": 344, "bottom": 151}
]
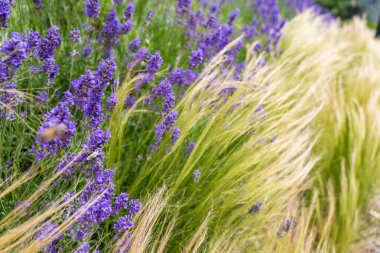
[
  {"left": 186, "top": 12, "right": 198, "bottom": 36},
  {"left": 168, "top": 68, "right": 198, "bottom": 86},
  {"left": 193, "top": 169, "right": 201, "bottom": 183},
  {"left": 283, "top": 218, "right": 295, "bottom": 232},
  {"left": 96, "top": 58, "right": 116, "bottom": 86},
  {"left": 76, "top": 170, "right": 115, "bottom": 235},
  {"left": 41, "top": 57, "right": 60, "bottom": 82},
  {"left": 82, "top": 46, "right": 92, "bottom": 57},
  {"left": 146, "top": 10, "right": 154, "bottom": 22},
  {"left": 124, "top": 2, "right": 135, "bottom": 21},
  {"left": 114, "top": 193, "right": 129, "bottom": 213},
  {"left": 100, "top": 9, "right": 122, "bottom": 49},
  {"left": 34, "top": 221, "right": 63, "bottom": 252},
  {"left": 254, "top": 42, "right": 262, "bottom": 52},
  {"left": 72, "top": 70, "right": 96, "bottom": 111},
  {"left": 129, "top": 199, "right": 142, "bottom": 215},
  {"left": 0, "top": 58, "right": 9, "bottom": 83},
  {"left": 176, "top": 0, "right": 192, "bottom": 16},
  {"left": 83, "top": 129, "right": 111, "bottom": 152},
  {"left": 60, "top": 90, "right": 75, "bottom": 108},
  {"left": 36, "top": 91, "right": 48, "bottom": 105},
  {"left": 32, "top": 0, "right": 42, "bottom": 10},
  {"left": 69, "top": 28, "right": 81, "bottom": 43},
  {"left": 253, "top": 0, "right": 286, "bottom": 55},
  {"left": 210, "top": 1, "right": 219, "bottom": 13},
  {"left": 106, "top": 93, "right": 118, "bottom": 111},
  {"left": 85, "top": 0, "right": 100, "bottom": 19},
  {"left": 248, "top": 202, "right": 263, "bottom": 213},
  {"left": 150, "top": 78, "right": 175, "bottom": 113},
  {"left": 114, "top": 214, "right": 134, "bottom": 232},
  {"left": 38, "top": 26, "right": 61, "bottom": 60},
  {"left": 228, "top": 9, "right": 240, "bottom": 25},
  {"left": 124, "top": 95, "right": 136, "bottom": 108},
  {"left": 0, "top": 82, "right": 22, "bottom": 120},
  {"left": 146, "top": 51, "right": 163, "bottom": 74},
  {"left": 26, "top": 30, "right": 42, "bottom": 53},
  {"left": 1, "top": 32, "right": 27, "bottom": 69},
  {"left": 0, "top": 0, "right": 12, "bottom": 28},
  {"left": 36, "top": 105, "right": 76, "bottom": 159},
  {"left": 150, "top": 111, "right": 178, "bottom": 153},
  {"left": 188, "top": 48, "right": 203, "bottom": 68},
  {"left": 120, "top": 21, "right": 134, "bottom": 35},
  {"left": 170, "top": 126, "right": 180, "bottom": 145},
  {"left": 187, "top": 142, "right": 195, "bottom": 154},
  {"left": 113, "top": 0, "right": 123, "bottom": 5},
  {"left": 128, "top": 38, "right": 140, "bottom": 52},
  {"left": 74, "top": 242, "right": 90, "bottom": 253},
  {"left": 204, "top": 14, "right": 219, "bottom": 30},
  {"left": 277, "top": 217, "right": 295, "bottom": 236},
  {"left": 83, "top": 23, "right": 95, "bottom": 33},
  {"left": 133, "top": 48, "right": 150, "bottom": 63},
  {"left": 77, "top": 58, "right": 115, "bottom": 128}
]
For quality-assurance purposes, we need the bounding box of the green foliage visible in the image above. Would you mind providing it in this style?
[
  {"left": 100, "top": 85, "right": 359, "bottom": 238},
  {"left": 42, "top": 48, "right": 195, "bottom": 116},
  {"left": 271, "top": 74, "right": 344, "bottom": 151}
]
[{"left": 315, "top": 0, "right": 364, "bottom": 19}]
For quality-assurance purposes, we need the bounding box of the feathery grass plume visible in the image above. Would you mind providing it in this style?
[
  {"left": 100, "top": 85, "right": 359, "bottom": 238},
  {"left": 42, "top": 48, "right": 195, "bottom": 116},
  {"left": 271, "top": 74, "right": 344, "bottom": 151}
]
[
  {"left": 279, "top": 11, "right": 380, "bottom": 252},
  {"left": 107, "top": 10, "right": 380, "bottom": 252},
  {"left": 107, "top": 32, "right": 321, "bottom": 251},
  {"left": 113, "top": 187, "right": 168, "bottom": 253}
]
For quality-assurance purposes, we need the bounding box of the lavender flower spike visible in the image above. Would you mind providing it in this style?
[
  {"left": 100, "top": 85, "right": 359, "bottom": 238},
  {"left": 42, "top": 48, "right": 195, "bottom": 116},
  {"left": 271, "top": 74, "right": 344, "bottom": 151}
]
[
  {"left": 69, "top": 28, "right": 81, "bottom": 43},
  {"left": 0, "top": 0, "right": 12, "bottom": 28},
  {"left": 85, "top": 0, "right": 100, "bottom": 19}
]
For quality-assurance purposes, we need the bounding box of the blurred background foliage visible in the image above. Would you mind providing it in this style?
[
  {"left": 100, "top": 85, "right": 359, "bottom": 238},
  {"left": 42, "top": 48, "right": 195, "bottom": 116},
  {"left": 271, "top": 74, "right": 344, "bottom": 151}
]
[{"left": 315, "top": 0, "right": 380, "bottom": 26}]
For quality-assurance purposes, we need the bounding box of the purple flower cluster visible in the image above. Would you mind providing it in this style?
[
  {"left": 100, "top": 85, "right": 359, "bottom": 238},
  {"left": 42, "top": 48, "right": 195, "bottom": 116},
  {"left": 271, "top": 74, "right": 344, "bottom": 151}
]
[
  {"left": 0, "top": 27, "right": 61, "bottom": 119},
  {"left": 32, "top": 0, "right": 43, "bottom": 10},
  {"left": 73, "top": 242, "right": 90, "bottom": 253},
  {"left": 114, "top": 214, "right": 134, "bottom": 232},
  {"left": 69, "top": 28, "right": 81, "bottom": 43},
  {"left": 0, "top": 0, "right": 12, "bottom": 28},
  {"left": 71, "top": 58, "right": 116, "bottom": 128},
  {"left": 106, "top": 93, "right": 118, "bottom": 111},
  {"left": 1, "top": 32, "right": 27, "bottom": 70},
  {"left": 193, "top": 169, "right": 201, "bottom": 183},
  {"left": 19, "top": 26, "right": 62, "bottom": 84},
  {"left": 76, "top": 169, "right": 142, "bottom": 239},
  {"left": 170, "top": 126, "right": 180, "bottom": 145},
  {"left": 34, "top": 221, "right": 63, "bottom": 253},
  {"left": 85, "top": 0, "right": 100, "bottom": 19},
  {"left": 0, "top": 82, "right": 23, "bottom": 119},
  {"left": 124, "top": 2, "right": 135, "bottom": 21},
  {"left": 253, "top": 0, "right": 286, "bottom": 54},
  {"left": 187, "top": 141, "right": 195, "bottom": 154},
  {"left": 277, "top": 217, "right": 295, "bottom": 236},
  {"left": 188, "top": 48, "right": 204, "bottom": 68},
  {"left": 98, "top": 8, "right": 134, "bottom": 50},
  {"left": 169, "top": 68, "right": 198, "bottom": 86},
  {"left": 132, "top": 47, "right": 150, "bottom": 63},
  {"left": 128, "top": 38, "right": 140, "bottom": 52},
  {"left": 248, "top": 201, "right": 263, "bottom": 214},
  {"left": 134, "top": 50, "right": 163, "bottom": 90},
  {"left": 38, "top": 26, "right": 61, "bottom": 60},
  {"left": 34, "top": 98, "right": 76, "bottom": 160},
  {"left": 150, "top": 111, "right": 178, "bottom": 153},
  {"left": 47, "top": 125, "right": 142, "bottom": 245}
]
